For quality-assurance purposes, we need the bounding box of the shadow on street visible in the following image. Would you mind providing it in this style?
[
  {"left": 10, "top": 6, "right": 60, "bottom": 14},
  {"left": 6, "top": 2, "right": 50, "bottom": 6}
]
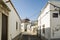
[{"left": 21, "top": 35, "right": 40, "bottom": 40}]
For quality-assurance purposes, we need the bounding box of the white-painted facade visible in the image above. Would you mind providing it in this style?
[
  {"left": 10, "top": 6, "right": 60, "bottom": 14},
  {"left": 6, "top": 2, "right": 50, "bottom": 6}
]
[
  {"left": 31, "top": 21, "right": 38, "bottom": 35},
  {"left": 21, "top": 22, "right": 31, "bottom": 33},
  {"left": 21, "top": 20, "right": 38, "bottom": 35},
  {"left": 0, "top": 0, "right": 21, "bottom": 40},
  {"left": 21, "top": 23, "right": 25, "bottom": 32},
  {"left": 38, "top": 1, "right": 60, "bottom": 40},
  {"left": 27, "top": 23, "right": 31, "bottom": 32}
]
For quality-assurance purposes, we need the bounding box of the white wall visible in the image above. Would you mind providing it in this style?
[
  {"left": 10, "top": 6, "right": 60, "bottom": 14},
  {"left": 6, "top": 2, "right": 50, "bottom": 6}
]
[
  {"left": 38, "top": 3, "right": 50, "bottom": 39},
  {"left": 2, "top": 0, "right": 21, "bottom": 40},
  {"left": 8, "top": 4, "right": 21, "bottom": 40},
  {"left": 50, "top": 1, "right": 60, "bottom": 39},
  {"left": 27, "top": 24, "right": 31, "bottom": 32},
  {"left": 41, "top": 12, "right": 50, "bottom": 39},
  {"left": 21, "top": 23, "right": 25, "bottom": 32},
  {"left": 38, "top": 0, "right": 60, "bottom": 40},
  {"left": 38, "top": 16, "right": 41, "bottom": 31}
]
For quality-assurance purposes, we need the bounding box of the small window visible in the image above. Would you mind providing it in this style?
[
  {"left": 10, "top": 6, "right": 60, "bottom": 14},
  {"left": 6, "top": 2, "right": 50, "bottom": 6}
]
[
  {"left": 16, "top": 22, "right": 18, "bottom": 30},
  {"left": 53, "top": 13, "right": 58, "bottom": 18}
]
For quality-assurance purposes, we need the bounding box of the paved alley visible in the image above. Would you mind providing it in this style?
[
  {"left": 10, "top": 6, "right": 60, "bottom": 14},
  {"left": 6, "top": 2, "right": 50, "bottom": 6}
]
[{"left": 21, "top": 35, "right": 40, "bottom": 40}]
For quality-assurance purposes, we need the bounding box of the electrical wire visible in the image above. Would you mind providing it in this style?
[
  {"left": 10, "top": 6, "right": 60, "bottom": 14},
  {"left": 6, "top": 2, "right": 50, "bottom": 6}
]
[{"left": 28, "top": 10, "right": 40, "bottom": 19}]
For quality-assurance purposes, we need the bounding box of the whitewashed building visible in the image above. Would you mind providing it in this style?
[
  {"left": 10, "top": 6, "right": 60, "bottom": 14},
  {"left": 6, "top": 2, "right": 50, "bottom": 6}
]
[
  {"left": 0, "top": 0, "right": 21, "bottom": 40},
  {"left": 21, "top": 19, "right": 31, "bottom": 32},
  {"left": 38, "top": 0, "right": 60, "bottom": 40},
  {"left": 31, "top": 20, "right": 38, "bottom": 35}
]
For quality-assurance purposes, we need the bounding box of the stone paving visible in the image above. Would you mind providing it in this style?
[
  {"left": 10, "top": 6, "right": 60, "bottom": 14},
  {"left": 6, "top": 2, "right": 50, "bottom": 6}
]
[
  {"left": 22, "top": 32, "right": 37, "bottom": 35},
  {"left": 21, "top": 35, "right": 40, "bottom": 40}
]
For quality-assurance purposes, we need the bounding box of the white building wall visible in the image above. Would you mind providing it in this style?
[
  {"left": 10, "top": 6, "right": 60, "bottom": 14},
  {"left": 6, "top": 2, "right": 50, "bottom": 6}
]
[
  {"left": 21, "top": 23, "right": 25, "bottom": 32},
  {"left": 38, "top": 0, "right": 60, "bottom": 40},
  {"left": 8, "top": 9, "right": 21, "bottom": 40},
  {"left": 38, "top": 15, "right": 41, "bottom": 27},
  {"left": 27, "top": 24, "right": 31, "bottom": 32},
  {"left": 41, "top": 12, "right": 50, "bottom": 39},
  {"left": 2, "top": 0, "right": 21, "bottom": 40},
  {"left": 38, "top": 16, "right": 41, "bottom": 31},
  {"left": 50, "top": 1, "right": 60, "bottom": 39},
  {"left": 7, "top": 3, "right": 21, "bottom": 40},
  {"left": 38, "top": 4, "right": 50, "bottom": 39}
]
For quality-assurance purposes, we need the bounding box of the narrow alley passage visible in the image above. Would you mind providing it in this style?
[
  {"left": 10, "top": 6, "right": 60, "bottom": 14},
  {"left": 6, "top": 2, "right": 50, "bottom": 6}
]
[{"left": 21, "top": 35, "right": 40, "bottom": 40}]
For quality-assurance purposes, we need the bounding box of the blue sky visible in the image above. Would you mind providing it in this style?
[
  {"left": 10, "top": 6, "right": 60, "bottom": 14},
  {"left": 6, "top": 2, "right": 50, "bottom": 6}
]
[{"left": 11, "top": 0, "right": 48, "bottom": 20}]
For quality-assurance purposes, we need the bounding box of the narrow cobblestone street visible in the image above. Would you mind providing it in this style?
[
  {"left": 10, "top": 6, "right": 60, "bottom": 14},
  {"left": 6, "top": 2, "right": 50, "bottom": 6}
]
[{"left": 21, "top": 35, "right": 40, "bottom": 40}]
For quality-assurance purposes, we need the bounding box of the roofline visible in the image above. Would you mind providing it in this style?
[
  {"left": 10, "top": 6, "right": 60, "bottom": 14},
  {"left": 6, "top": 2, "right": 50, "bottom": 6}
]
[
  {"left": 38, "top": 0, "right": 60, "bottom": 19},
  {"left": 6, "top": 0, "right": 22, "bottom": 22},
  {"left": 38, "top": 1, "right": 49, "bottom": 19}
]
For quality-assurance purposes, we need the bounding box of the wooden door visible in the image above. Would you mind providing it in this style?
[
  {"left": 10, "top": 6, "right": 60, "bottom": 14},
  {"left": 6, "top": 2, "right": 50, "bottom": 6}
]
[{"left": 2, "top": 14, "right": 8, "bottom": 40}]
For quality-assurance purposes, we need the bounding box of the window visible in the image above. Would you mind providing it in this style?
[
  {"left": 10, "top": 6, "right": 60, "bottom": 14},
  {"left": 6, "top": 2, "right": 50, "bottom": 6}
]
[
  {"left": 53, "top": 13, "right": 58, "bottom": 18},
  {"left": 16, "top": 22, "right": 18, "bottom": 30},
  {"left": 43, "top": 25, "right": 45, "bottom": 34}
]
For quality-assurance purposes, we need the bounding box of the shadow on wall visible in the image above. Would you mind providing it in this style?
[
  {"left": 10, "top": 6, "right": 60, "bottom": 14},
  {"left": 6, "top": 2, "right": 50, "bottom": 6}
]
[
  {"left": 40, "top": 27, "right": 51, "bottom": 40},
  {"left": 40, "top": 27, "right": 60, "bottom": 40}
]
